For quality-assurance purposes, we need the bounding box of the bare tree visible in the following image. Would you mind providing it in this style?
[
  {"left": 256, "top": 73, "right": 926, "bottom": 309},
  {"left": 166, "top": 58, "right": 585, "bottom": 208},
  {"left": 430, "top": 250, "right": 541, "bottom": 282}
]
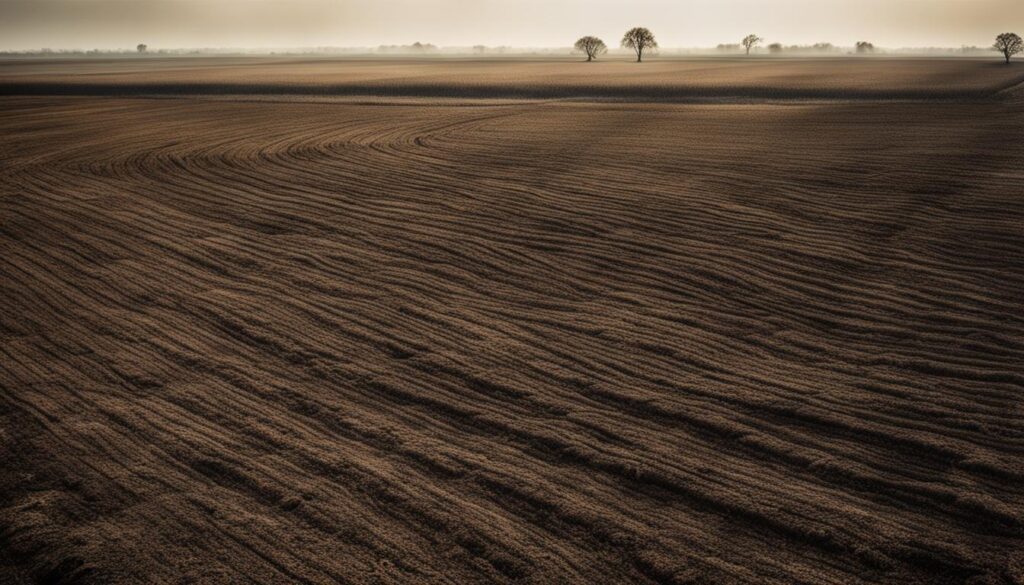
[
  {"left": 994, "top": 32, "right": 1023, "bottom": 64},
  {"left": 574, "top": 36, "right": 607, "bottom": 62},
  {"left": 136, "top": 43, "right": 147, "bottom": 54},
  {"left": 621, "top": 28, "right": 657, "bottom": 62},
  {"left": 855, "top": 41, "right": 875, "bottom": 54},
  {"left": 768, "top": 43, "right": 783, "bottom": 54},
  {"left": 742, "top": 34, "right": 762, "bottom": 55}
]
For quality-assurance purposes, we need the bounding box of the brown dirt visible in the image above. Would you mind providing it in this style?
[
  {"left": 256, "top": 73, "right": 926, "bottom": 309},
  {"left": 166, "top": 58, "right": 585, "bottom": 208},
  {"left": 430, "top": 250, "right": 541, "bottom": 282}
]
[
  {"left": 1, "top": 60, "right": 1024, "bottom": 584},
  {"left": 2, "top": 57, "right": 1023, "bottom": 100}
]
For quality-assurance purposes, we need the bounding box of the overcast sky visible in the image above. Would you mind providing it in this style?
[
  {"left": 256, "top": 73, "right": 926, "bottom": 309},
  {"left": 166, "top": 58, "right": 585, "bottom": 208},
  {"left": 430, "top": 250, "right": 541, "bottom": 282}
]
[{"left": 1, "top": 0, "right": 1020, "bottom": 50}]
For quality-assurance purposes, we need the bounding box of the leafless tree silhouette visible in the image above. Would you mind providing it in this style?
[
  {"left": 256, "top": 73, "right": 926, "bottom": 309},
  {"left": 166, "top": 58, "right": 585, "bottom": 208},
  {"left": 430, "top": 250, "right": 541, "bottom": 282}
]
[
  {"left": 621, "top": 28, "right": 657, "bottom": 62},
  {"left": 742, "top": 34, "right": 762, "bottom": 55},
  {"left": 574, "top": 36, "right": 607, "bottom": 62},
  {"left": 994, "top": 33, "right": 1023, "bottom": 64}
]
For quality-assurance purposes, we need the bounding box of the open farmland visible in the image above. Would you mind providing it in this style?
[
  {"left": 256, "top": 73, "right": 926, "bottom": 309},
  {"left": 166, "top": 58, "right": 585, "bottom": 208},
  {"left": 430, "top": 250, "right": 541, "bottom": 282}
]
[
  {"left": 1, "top": 59, "right": 1024, "bottom": 584},
  {"left": 2, "top": 57, "right": 1024, "bottom": 100}
]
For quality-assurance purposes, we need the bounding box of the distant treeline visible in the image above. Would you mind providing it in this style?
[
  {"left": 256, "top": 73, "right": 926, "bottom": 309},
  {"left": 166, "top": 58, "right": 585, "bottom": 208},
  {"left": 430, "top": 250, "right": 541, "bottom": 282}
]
[
  {"left": 0, "top": 44, "right": 1001, "bottom": 57},
  {"left": 713, "top": 42, "right": 993, "bottom": 55}
]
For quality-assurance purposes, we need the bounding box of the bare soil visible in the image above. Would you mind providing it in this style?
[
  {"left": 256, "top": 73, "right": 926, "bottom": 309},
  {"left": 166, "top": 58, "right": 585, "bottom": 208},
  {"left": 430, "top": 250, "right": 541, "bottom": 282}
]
[
  {"left": 2, "top": 57, "right": 1023, "bottom": 100},
  {"left": 1, "top": 59, "right": 1023, "bottom": 584}
]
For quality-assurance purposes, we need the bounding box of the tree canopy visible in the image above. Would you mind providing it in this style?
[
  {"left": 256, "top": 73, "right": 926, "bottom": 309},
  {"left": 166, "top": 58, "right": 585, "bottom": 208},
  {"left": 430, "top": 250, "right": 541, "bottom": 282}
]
[
  {"left": 574, "top": 36, "right": 607, "bottom": 62},
  {"left": 994, "top": 33, "right": 1023, "bottom": 64},
  {"left": 742, "top": 34, "right": 762, "bottom": 55},
  {"left": 621, "top": 27, "right": 657, "bottom": 62}
]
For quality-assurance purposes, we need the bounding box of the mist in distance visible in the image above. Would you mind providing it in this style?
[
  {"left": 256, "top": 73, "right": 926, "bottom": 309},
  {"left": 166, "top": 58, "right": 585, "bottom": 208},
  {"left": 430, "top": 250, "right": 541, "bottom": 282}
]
[{"left": 1, "top": 0, "right": 1021, "bottom": 51}]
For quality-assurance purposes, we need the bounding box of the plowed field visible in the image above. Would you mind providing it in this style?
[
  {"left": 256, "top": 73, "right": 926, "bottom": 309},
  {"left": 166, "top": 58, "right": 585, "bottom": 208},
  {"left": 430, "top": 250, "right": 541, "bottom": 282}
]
[{"left": 2, "top": 59, "right": 1024, "bottom": 584}]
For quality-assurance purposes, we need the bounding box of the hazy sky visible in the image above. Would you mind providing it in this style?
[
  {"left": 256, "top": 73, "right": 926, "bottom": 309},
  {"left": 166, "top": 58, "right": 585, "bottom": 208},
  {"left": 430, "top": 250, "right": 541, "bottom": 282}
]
[{"left": 1, "top": 0, "right": 1021, "bottom": 50}]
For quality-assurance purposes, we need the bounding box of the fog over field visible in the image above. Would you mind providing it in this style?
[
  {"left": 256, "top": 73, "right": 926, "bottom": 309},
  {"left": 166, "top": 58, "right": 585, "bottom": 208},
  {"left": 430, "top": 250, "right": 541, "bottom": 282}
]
[{"left": 1, "top": 0, "right": 1021, "bottom": 50}]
